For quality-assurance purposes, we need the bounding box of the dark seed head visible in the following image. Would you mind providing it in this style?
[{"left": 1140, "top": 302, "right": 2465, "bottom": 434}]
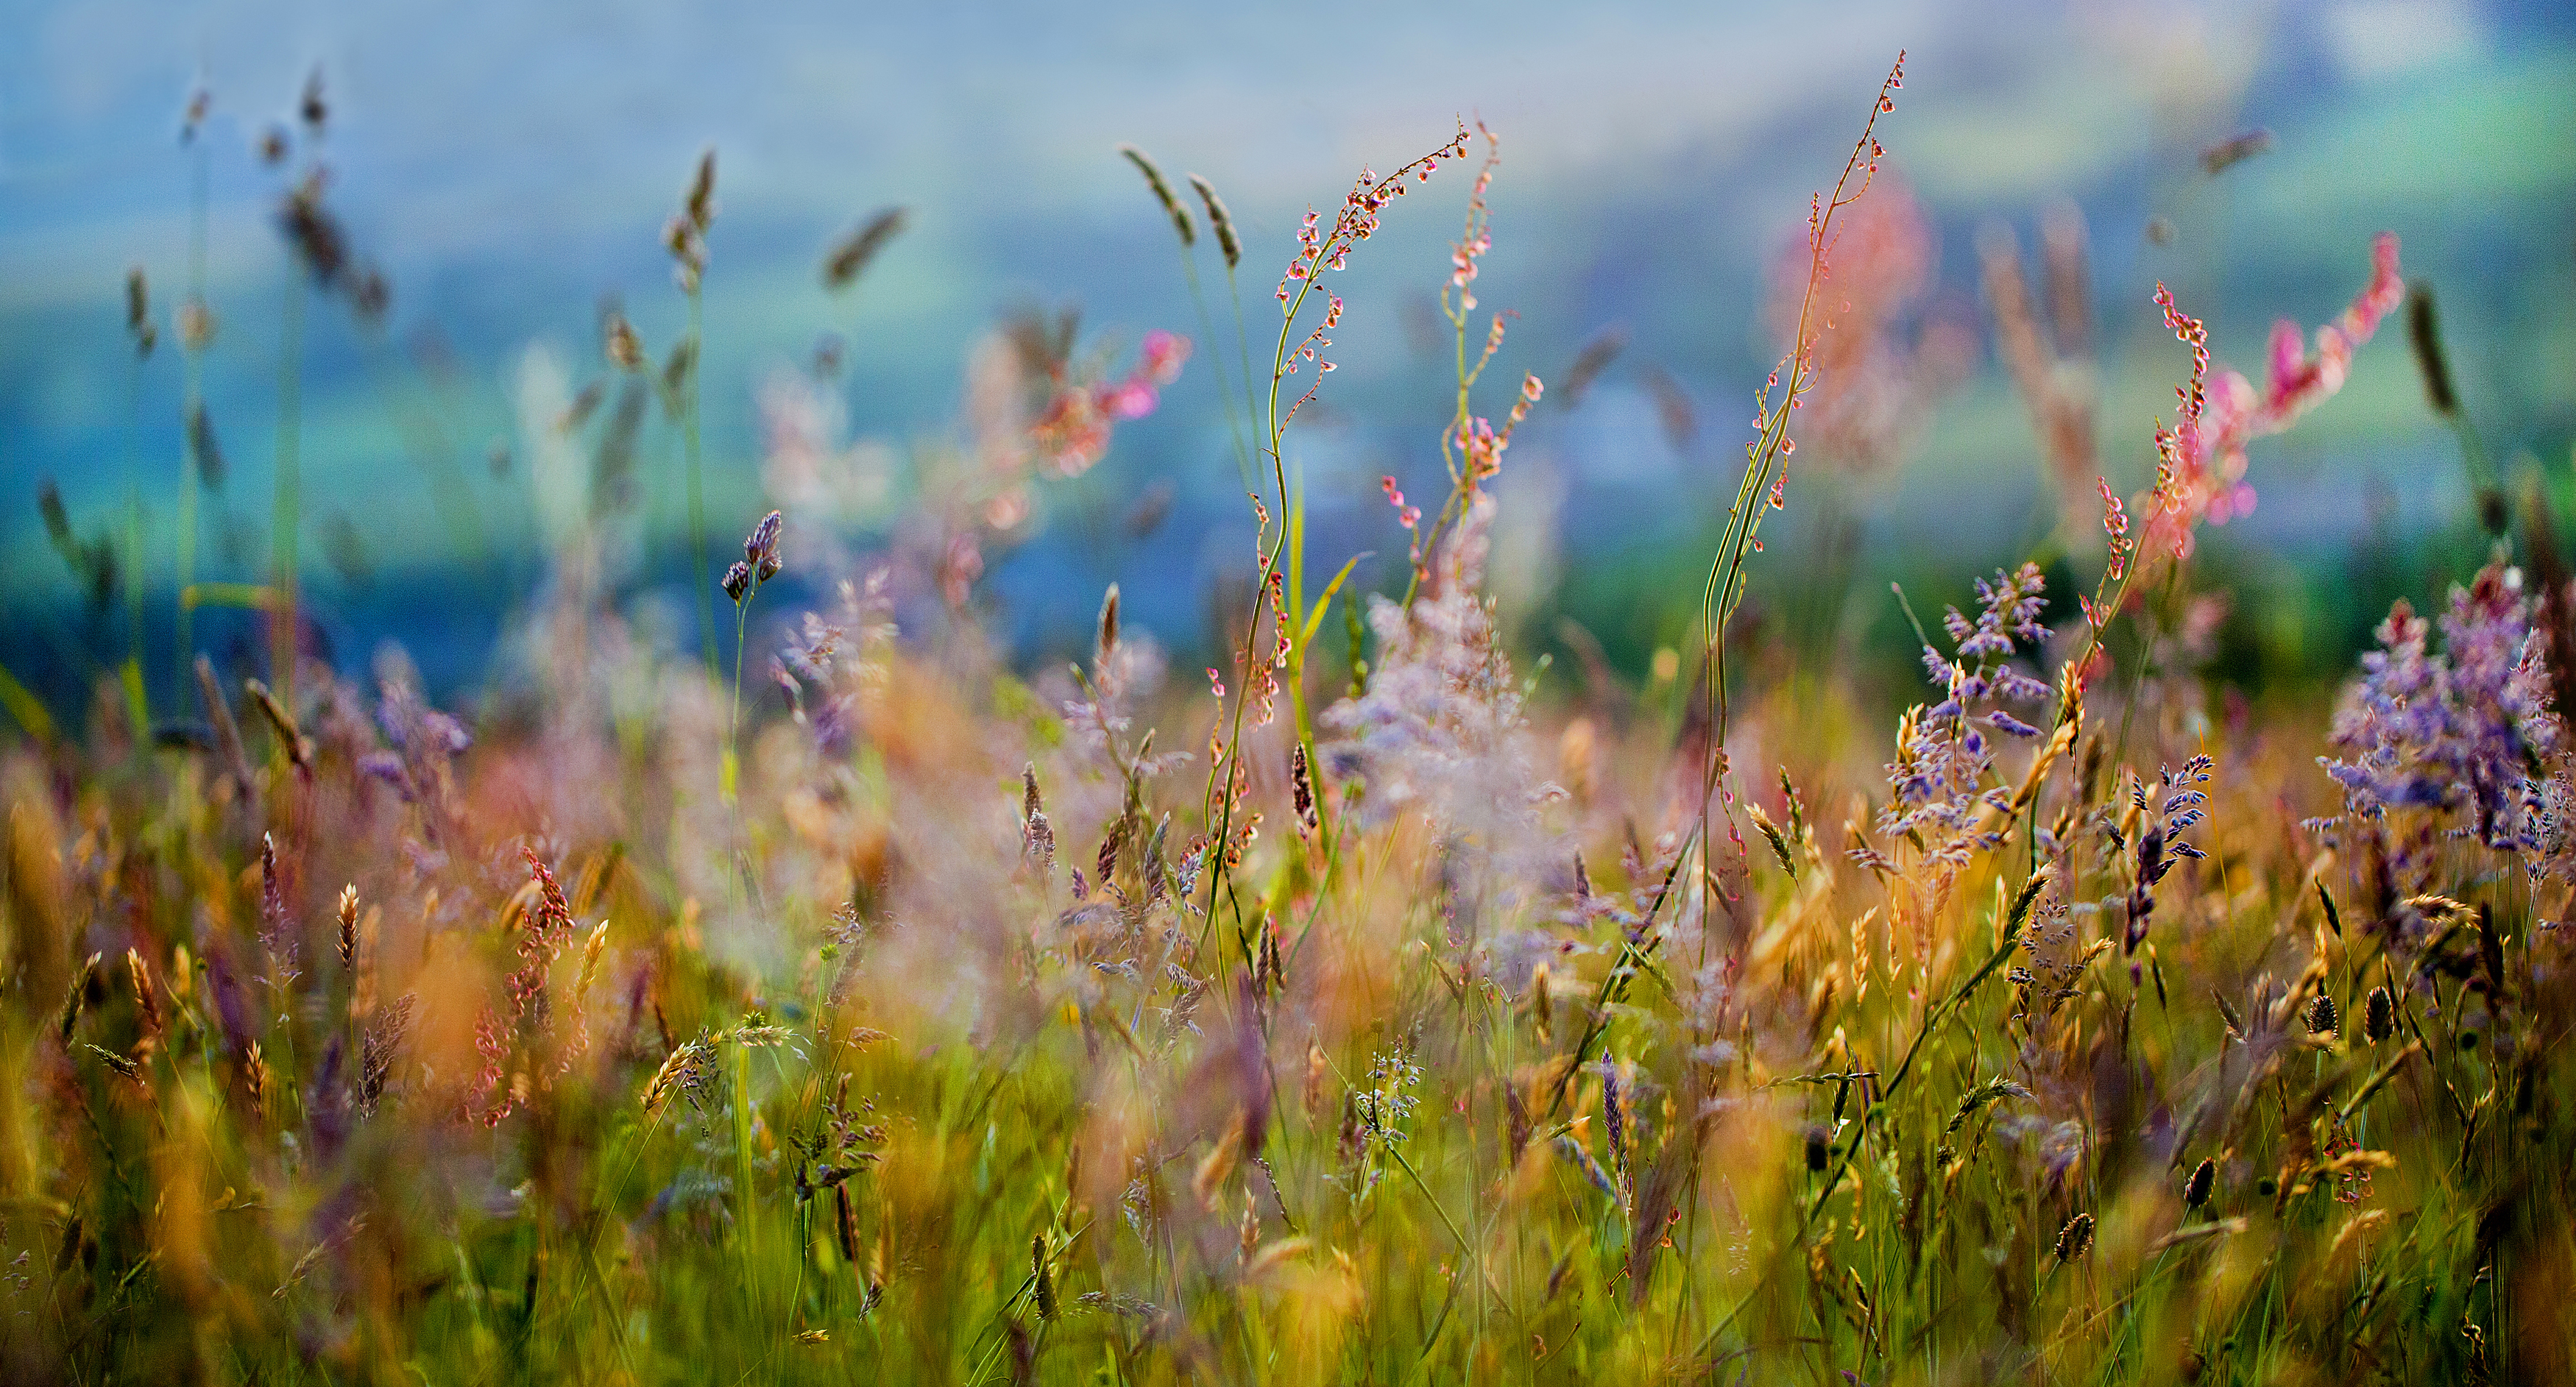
[
  {"left": 299, "top": 66, "right": 328, "bottom": 134},
  {"left": 822, "top": 207, "right": 909, "bottom": 291},
  {"left": 2055, "top": 1212, "right": 2095, "bottom": 1262},
  {"left": 2363, "top": 986, "right": 2395, "bottom": 1045},
  {"left": 2407, "top": 281, "right": 2458, "bottom": 418},
  {"left": 1804, "top": 1125, "right": 1829, "bottom": 1173},
  {"left": 2304, "top": 992, "right": 2338, "bottom": 1037},
  {"left": 2183, "top": 1157, "right": 2214, "bottom": 1211}
]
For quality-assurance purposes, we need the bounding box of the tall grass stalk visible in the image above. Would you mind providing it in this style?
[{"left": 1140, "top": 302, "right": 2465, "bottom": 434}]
[
  {"left": 176, "top": 131, "right": 209, "bottom": 688},
  {"left": 272, "top": 265, "right": 305, "bottom": 707},
  {"left": 685, "top": 289, "right": 717, "bottom": 683}
]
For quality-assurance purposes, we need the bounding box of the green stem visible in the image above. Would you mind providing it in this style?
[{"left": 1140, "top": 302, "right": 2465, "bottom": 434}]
[
  {"left": 686, "top": 289, "right": 718, "bottom": 681},
  {"left": 273, "top": 266, "right": 305, "bottom": 708}
]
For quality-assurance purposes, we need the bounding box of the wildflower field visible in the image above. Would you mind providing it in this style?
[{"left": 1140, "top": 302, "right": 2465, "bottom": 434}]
[{"left": 6, "top": 38, "right": 2576, "bottom": 1387}]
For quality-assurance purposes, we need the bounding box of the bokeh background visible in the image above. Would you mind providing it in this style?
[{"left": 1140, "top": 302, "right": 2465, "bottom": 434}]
[{"left": 3, "top": 0, "right": 2572, "bottom": 708}]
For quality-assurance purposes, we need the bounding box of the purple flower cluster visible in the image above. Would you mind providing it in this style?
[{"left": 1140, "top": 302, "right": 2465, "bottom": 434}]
[
  {"left": 2322, "top": 565, "right": 2558, "bottom": 856},
  {"left": 773, "top": 570, "right": 898, "bottom": 756},
  {"left": 358, "top": 672, "right": 471, "bottom": 811},
  {"left": 1874, "top": 564, "right": 2053, "bottom": 866}
]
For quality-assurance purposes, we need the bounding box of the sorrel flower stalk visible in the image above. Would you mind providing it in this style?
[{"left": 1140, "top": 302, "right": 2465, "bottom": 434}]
[
  {"left": 1695, "top": 52, "right": 1906, "bottom": 910},
  {"left": 2059, "top": 278, "right": 2216, "bottom": 704},
  {"left": 2139, "top": 233, "right": 2402, "bottom": 558},
  {"left": 1401, "top": 122, "right": 1543, "bottom": 607},
  {"left": 1196, "top": 124, "right": 1472, "bottom": 945}
]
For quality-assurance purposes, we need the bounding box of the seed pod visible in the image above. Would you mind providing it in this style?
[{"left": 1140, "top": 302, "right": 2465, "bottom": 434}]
[
  {"left": 2304, "top": 992, "right": 2338, "bottom": 1037},
  {"left": 2363, "top": 985, "right": 2395, "bottom": 1044},
  {"left": 127, "top": 948, "right": 163, "bottom": 1039},
  {"left": 336, "top": 885, "right": 359, "bottom": 968},
  {"left": 1805, "top": 1125, "right": 1830, "bottom": 1173},
  {"left": 2184, "top": 1157, "right": 2215, "bottom": 1211}
]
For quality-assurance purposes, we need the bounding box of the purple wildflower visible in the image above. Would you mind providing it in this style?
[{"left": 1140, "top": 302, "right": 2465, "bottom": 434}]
[
  {"left": 2322, "top": 565, "right": 2558, "bottom": 856},
  {"left": 1875, "top": 564, "right": 2053, "bottom": 867}
]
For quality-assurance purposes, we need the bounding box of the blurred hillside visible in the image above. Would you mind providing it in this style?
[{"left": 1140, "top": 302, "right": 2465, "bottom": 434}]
[{"left": 1, "top": 0, "right": 2571, "bottom": 704}]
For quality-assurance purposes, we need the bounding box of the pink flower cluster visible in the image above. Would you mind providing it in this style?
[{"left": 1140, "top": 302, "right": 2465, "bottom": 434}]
[
  {"left": 1279, "top": 127, "right": 1472, "bottom": 305},
  {"left": 1449, "top": 124, "right": 1501, "bottom": 312},
  {"left": 1457, "top": 372, "right": 1543, "bottom": 481},
  {"left": 1030, "top": 329, "right": 1191, "bottom": 478},
  {"left": 2098, "top": 478, "right": 2131, "bottom": 583},
  {"left": 2149, "top": 234, "right": 2402, "bottom": 549},
  {"left": 1381, "top": 475, "right": 1420, "bottom": 531}
]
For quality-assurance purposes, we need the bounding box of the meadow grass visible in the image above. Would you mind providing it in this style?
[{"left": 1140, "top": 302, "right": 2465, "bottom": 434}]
[{"left": 1, "top": 54, "right": 2570, "bottom": 1387}]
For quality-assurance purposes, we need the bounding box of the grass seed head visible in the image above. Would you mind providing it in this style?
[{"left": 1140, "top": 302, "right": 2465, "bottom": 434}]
[
  {"left": 2056, "top": 1211, "right": 2095, "bottom": 1261},
  {"left": 2184, "top": 1157, "right": 2215, "bottom": 1211},
  {"left": 2364, "top": 985, "right": 2396, "bottom": 1044},
  {"left": 1119, "top": 145, "right": 1193, "bottom": 248},
  {"left": 1188, "top": 174, "right": 1240, "bottom": 269},
  {"left": 824, "top": 207, "right": 910, "bottom": 290}
]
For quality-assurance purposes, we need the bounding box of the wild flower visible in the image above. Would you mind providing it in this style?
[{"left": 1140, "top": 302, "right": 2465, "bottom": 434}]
[
  {"left": 1351, "top": 1046, "right": 1423, "bottom": 1149},
  {"left": 2144, "top": 235, "right": 2403, "bottom": 551},
  {"left": 774, "top": 570, "right": 896, "bottom": 754},
  {"left": 510, "top": 845, "right": 577, "bottom": 1029},
  {"left": 1280, "top": 126, "right": 1472, "bottom": 305},
  {"left": 2121, "top": 756, "right": 2211, "bottom": 955},
  {"left": 1766, "top": 169, "right": 1967, "bottom": 475},
  {"left": 358, "top": 659, "right": 471, "bottom": 823},
  {"left": 1874, "top": 564, "right": 2051, "bottom": 866},
  {"left": 2320, "top": 564, "right": 2558, "bottom": 858},
  {"left": 1322, "top": 496, "right": 1543, "bottom": 841},
  {"left": 1026, "top": 330, "right": 1191, "bottom": 478}
]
